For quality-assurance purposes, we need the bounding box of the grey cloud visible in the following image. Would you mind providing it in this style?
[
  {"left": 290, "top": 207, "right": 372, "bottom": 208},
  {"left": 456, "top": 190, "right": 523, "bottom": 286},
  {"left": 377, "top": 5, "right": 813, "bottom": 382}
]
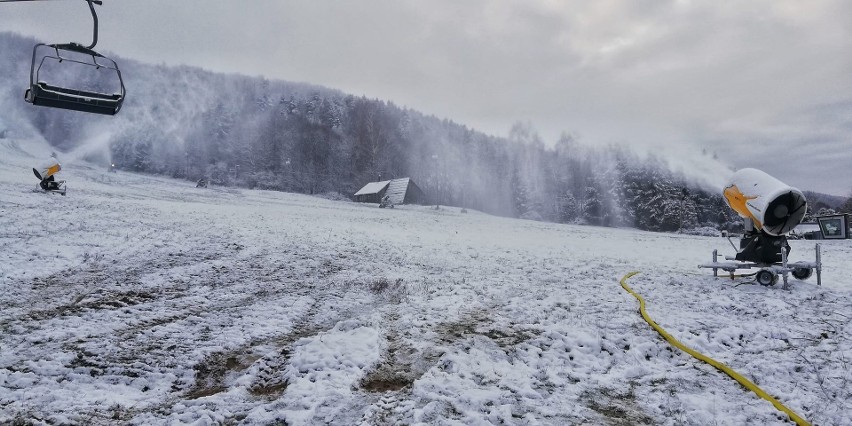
[{"left": 0, "top": 0, "right": 849, "bottom": 194}]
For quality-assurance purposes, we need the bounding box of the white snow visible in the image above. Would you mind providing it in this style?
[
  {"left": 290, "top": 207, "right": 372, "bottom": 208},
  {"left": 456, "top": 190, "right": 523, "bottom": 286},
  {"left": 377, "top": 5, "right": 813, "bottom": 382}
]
[{"left": 1, "top": 136, "right": 851, "bottom": 425}]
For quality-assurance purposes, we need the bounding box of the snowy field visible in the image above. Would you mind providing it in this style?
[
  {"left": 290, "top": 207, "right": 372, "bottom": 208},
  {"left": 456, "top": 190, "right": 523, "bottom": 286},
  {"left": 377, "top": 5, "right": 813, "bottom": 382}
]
[{"left": 1, "top": 137, "right": 851, "bottom": 425}]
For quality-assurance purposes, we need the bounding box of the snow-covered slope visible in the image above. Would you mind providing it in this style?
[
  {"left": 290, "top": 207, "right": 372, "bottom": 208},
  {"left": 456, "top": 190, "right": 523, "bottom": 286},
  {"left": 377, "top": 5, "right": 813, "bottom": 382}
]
[{"left": 1, "top": 138, "right": 851, "bottom": 425}]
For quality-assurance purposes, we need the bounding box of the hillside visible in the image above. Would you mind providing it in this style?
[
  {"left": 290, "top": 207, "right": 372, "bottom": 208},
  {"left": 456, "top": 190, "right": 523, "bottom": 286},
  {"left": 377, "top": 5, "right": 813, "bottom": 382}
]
[
  {"left": 803, "top": 191, "right": 848, "bottom": 211},
  {"left": 1, "top": 137, "right": 851, "bottom": 425},
  {"left": 0, "top": 31, "right": 743, "bottom": 232}
]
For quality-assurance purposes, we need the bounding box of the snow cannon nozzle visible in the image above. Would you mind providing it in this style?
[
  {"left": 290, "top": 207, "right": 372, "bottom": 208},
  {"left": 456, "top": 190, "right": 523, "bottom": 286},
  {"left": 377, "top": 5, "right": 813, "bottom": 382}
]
[{"left": 723, "top": 168, "right": 807, "bottom": 236}]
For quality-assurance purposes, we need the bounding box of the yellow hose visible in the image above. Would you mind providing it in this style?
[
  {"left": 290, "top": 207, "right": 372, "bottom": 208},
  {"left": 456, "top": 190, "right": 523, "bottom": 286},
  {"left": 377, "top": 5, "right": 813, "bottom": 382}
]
[{"left": 619, "top": 272, "right": 810, "bottom": 426}]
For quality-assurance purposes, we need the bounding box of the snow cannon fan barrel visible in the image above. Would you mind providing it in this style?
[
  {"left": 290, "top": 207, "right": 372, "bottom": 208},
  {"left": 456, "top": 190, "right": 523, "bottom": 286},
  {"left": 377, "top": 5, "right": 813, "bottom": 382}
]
[
  {"left": 33, "top": 157, "right": 61, "bottom": 181},
  {"left": 723, "top": 168, "right": 807, "bottom": 236}
]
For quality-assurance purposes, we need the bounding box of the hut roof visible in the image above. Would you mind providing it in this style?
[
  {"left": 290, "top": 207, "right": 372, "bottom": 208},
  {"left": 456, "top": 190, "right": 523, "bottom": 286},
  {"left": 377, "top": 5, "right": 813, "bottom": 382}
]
[
  {"left": 354, "top": 180, "right": 391, "bottom": 196},
  {"left": 385, "top": 178, "right": 411, "bottom": 205}
]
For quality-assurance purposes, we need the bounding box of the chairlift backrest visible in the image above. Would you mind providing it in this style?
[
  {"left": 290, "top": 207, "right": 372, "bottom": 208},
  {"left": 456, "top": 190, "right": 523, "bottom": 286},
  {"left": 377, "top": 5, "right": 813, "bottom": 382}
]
[{"left": 25, "top": 42, "right": 126, "bottom": 115}]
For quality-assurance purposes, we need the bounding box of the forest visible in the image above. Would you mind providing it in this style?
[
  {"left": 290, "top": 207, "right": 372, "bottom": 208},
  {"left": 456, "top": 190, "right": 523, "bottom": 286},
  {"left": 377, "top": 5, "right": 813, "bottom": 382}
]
[{"left": 3, "top": 32, "right": 847, "bottom": 232}]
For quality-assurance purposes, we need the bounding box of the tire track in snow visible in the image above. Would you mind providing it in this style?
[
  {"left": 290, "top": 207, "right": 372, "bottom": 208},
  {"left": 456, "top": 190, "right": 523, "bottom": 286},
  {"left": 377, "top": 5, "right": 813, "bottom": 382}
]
[{"left": 176, "top": 254, "right": 400, "bottom": 403}]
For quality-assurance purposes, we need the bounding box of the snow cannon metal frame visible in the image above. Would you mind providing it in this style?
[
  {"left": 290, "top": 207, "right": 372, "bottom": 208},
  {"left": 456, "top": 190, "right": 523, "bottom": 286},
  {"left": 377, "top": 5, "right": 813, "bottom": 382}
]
[{"left": 699, "top": 168, "right": 821, "bottom": 289}]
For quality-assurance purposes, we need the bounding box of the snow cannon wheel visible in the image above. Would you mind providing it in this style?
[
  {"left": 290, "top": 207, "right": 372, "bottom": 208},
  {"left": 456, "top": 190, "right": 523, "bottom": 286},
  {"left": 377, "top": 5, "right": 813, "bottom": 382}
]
[
  {"left": 792, "top": 267, "right": 813, "bottom": 280},
  {"left": 756, "top": 269, "right": 777, "bottom": 286}
]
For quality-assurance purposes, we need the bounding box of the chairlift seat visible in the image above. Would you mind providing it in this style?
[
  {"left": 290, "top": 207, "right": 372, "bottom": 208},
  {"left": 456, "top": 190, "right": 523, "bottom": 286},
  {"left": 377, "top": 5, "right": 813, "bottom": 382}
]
[
  {"left": 25, "top": 43, "right": 125, "bottom": 116},
  {"left": 26, "top": 81, "right": 123, "bottom": 115}
]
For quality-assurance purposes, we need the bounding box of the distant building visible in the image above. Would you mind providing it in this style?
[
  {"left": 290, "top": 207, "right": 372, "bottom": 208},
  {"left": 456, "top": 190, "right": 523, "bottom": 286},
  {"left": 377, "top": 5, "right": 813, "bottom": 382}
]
[
  {"left": 797, "top": 214, "right": 852, "bottom": 240},
  {"left": 816, "top": 214, "right": 851, "bottom": 239},
  {"left": 354, "top": 177, "right": 427, "bottom": 205},
  {"left": 793, "top": 223, "right": 822, "bottom": 240}
]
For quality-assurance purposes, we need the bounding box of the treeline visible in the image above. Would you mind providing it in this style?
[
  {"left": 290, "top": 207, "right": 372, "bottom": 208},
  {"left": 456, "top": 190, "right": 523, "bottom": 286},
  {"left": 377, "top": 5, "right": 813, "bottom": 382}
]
[{"left": 1, "top": 31, "right": 741, "bottom": 232}]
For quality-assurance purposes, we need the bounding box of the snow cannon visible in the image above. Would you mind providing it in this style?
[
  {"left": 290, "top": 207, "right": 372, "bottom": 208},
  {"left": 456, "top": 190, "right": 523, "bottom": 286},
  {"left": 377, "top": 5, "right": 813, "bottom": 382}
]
[
  {"left": 32, "top": 156, "right": 66, "bottom": 195},
  {"left": 699, "top": 168, "right": 820, "bottom": 288},
  {"left": 35, "top": 157, "right": 62, "bottom": 181},
  {"left": 723, "top": 168, "right": 807, "bottom": 236}
]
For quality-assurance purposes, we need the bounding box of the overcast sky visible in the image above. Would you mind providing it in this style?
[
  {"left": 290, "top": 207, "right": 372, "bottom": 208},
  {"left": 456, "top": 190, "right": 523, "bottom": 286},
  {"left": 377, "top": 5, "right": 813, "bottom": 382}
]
[{"left": 1, "top": 0, "right": 850, "bottom": 194}]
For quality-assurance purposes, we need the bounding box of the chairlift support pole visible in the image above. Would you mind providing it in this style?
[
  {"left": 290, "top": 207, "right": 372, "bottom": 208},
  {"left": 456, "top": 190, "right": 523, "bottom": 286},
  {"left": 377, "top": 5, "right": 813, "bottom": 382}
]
[
  {"left": 1, "top": 0, "right": 102, "bottom": 48},
  {"left": 85, "top": 0, "right": 98, "bottom": 49}
]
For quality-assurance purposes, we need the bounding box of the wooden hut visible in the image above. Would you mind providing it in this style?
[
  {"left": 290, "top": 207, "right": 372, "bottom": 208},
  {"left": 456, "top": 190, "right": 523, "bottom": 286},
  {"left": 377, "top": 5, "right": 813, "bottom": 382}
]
[{"left": 354, "top": 177, "right": 427, "bottom": 205}]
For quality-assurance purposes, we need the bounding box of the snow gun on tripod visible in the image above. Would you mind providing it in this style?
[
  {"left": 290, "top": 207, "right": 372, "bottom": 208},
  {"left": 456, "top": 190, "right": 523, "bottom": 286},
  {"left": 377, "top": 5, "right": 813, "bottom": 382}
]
[
  {"left": 33, "top": 156, "right": 67, "bottom": 196},
  {"left": 699, "top": 168, "right": 821, "bottom": 288}
]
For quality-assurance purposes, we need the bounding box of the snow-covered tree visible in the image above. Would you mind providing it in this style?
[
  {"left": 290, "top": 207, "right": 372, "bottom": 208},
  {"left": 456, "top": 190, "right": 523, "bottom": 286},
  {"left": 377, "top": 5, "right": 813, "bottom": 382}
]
[{"left": 839, "top": 193, "right": 852, "bottom": 214}]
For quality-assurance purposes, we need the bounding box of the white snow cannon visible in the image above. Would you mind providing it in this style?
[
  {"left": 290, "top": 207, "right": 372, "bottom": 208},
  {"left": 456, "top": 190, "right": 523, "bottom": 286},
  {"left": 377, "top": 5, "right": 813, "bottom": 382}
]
[
  {"left": 722, "top": 168, "right": 807, "bottom": 236},
  {"left": 700, "top": 168, "right": 820, "bottom": 288}
]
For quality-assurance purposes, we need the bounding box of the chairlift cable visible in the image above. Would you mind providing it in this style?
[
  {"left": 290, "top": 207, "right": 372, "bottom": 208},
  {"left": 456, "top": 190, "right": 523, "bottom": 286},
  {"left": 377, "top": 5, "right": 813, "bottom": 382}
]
[{"left": 0, "top": 0, "right": 102, "bottom": 4}]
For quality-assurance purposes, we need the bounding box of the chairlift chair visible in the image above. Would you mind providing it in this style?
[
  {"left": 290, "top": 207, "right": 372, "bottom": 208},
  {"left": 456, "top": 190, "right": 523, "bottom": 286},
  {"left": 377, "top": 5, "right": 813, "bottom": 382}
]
[
  {"left": 22, "top": 0, "right": 125, "bottom": 115},
  {"left": 25, "top": 43, "right": 125, "bottom": 115}
]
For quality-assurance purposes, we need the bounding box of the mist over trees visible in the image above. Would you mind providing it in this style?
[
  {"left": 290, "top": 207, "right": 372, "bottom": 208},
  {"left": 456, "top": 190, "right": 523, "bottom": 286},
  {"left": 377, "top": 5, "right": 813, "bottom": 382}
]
[{"left": 1, "top": 32, "right": 738, "bottom": 232}]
